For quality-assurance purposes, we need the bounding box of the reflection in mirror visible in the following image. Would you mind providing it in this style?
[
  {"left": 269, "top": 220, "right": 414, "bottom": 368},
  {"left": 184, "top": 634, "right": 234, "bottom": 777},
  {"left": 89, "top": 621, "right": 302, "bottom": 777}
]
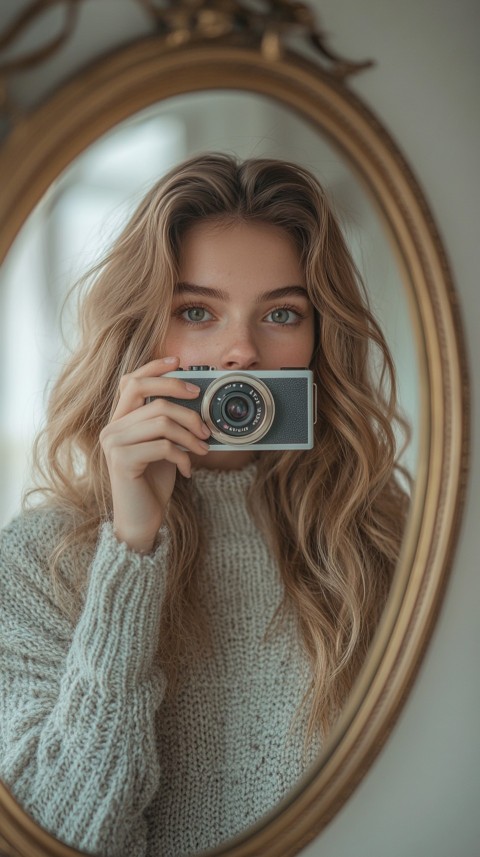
[
  {"left": 0, "top": 92, "right": 418, "bottom": 854},
  {"left": 0, "top": 91, "right": 418, "bottom": 527}
]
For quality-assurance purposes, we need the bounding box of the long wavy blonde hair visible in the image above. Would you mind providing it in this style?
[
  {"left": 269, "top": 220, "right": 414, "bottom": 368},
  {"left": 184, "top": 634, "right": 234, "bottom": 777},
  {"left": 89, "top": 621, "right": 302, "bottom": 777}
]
[{"left": 26, "top": 153, "right": 410, "bottom": 742}]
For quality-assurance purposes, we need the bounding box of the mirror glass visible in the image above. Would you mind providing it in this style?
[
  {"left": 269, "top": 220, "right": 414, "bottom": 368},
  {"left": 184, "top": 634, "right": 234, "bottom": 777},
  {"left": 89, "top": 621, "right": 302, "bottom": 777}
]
[
  {"left": 0, "top": 89, "right": 419, "bottom": 852},
  {"left": 0, "top": 90, "right": 419, "bottom": 528}
]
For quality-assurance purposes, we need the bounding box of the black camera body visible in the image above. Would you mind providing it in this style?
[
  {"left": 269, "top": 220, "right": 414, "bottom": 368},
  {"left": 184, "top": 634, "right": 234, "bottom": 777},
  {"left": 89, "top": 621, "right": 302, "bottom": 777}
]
[{"left": 147, "top": 367, "right": 315, "bottom": 451}]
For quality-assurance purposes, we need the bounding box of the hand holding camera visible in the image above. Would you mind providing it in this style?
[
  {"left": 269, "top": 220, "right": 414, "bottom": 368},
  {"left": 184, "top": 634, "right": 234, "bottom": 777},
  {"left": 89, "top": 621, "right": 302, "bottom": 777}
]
[
  {"left": 101, "top": 359, "right": 315, "bottom": 553},
  {"left": 100, "top": 356, "right": 210, "bottom": 554}
]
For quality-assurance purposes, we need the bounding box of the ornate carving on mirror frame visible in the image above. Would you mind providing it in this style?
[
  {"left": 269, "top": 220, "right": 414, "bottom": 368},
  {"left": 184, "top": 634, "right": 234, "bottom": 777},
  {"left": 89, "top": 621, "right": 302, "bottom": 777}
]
[
  {"left": 0, "top": 2, "right": 470, "bottom": 857},
  {"left": 0, "top": 0, "right": 373, "bottom": 125}
]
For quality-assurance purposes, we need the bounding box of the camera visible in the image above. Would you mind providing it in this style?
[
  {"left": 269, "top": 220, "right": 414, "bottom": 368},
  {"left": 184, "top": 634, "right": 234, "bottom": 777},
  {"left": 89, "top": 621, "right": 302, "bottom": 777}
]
[{"left": 146, "top": 367, "right": 316, "bottom": 450}]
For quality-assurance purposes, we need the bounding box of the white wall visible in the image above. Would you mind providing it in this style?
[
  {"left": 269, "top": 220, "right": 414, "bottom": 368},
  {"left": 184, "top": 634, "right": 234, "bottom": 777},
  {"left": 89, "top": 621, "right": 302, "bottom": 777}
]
[{"left": 2, "top": 2, "right": 479, "bottom": 855}]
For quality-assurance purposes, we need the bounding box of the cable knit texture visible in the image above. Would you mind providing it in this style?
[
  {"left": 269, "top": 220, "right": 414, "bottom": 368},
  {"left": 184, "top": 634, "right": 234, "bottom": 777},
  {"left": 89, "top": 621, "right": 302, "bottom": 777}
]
[{"left": 0, "top": 464, "right": 319, "bottom": 857}]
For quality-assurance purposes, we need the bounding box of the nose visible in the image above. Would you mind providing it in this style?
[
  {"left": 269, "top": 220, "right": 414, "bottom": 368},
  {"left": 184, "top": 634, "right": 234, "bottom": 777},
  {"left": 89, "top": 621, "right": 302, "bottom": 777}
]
[{"left": 218, "top": 324, "right": 261, "bottom": 371}]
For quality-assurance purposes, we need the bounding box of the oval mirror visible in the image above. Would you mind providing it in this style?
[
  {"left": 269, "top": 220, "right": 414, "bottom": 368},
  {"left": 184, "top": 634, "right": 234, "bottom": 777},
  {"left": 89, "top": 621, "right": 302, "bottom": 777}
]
[{"left": 0, "top": 10, "right": 468, "bottom": 857}]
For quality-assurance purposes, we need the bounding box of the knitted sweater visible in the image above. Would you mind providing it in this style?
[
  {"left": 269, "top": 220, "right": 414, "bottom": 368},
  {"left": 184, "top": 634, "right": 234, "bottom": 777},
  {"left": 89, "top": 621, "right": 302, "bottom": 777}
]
[{"left": 0, "top": 463, "right": 318, "bottom": 857}]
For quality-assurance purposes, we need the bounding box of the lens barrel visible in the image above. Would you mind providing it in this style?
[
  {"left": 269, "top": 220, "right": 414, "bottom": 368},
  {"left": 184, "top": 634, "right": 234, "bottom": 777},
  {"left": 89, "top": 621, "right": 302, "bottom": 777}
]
[{"left": 201, "top": 374, "right": 275, "bottom": 445}]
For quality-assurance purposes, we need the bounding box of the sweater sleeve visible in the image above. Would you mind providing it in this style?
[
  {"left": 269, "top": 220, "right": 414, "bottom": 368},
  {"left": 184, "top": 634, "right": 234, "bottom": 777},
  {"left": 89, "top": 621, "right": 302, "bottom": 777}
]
[{"left": 0, "top": 513, "right": 170, "bottom": 857}]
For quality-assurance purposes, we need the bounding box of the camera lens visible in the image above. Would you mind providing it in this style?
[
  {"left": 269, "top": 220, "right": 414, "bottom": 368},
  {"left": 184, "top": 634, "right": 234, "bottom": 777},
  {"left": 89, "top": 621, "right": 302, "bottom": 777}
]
[
  {"left": 222, "top": 394, "right": 254, "bottom": 425},
  {"left": 201, "top": 373, "right": 275, "bottom": 445}
]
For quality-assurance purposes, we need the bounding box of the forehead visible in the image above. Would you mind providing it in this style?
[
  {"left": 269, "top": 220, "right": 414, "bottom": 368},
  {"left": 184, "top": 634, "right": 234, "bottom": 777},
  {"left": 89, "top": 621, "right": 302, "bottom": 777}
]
[{"left": 178, "top": 218, "right": 303, "bottom": 277}]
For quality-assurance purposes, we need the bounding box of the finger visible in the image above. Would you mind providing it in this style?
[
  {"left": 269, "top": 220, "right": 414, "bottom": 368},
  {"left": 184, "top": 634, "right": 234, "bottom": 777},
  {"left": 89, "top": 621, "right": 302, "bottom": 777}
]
[
  {"left": 104, "top": 413, "right": 210, "bottom": 456},
  {"left": 142, "top": 398, "right": 210, "bottom": 439},
  {"left": 113, "top": 375, "right": 201, "bottom": 421},
  {"left": 129, "top": 356, "right": 180, "bottom": 378},
  {"left": 117, "top": 356, "right": 181, "bottom": 401},
  {"left": 114, "top": 439, "right": 195, "bottom": 479},
  {"left": 111, "top": 386, "right": 210, "bottom": 437}
]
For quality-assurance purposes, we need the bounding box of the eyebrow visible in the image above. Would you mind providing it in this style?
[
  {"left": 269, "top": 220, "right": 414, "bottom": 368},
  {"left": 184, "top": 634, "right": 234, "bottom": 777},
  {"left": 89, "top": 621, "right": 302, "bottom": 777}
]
[{"left": 174, "top": 282, "right": 309, "bottom": 302}]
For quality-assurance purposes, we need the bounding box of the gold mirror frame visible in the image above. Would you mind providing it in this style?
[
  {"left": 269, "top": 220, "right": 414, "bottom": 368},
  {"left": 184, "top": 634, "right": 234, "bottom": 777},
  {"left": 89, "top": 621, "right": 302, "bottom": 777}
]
[{"left": 0, "top": 29, "right": 469, "bottom": 857}]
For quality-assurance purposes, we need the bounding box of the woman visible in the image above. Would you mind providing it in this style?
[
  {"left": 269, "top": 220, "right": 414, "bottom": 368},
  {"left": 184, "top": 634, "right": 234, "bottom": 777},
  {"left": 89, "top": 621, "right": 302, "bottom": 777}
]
[{"left": 0, "top": 153, "right": 409, "bottom": 857}]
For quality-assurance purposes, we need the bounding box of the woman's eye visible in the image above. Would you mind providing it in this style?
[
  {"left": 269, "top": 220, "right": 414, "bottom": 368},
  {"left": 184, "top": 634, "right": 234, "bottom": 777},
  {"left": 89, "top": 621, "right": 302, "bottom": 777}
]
[
  {"left": 267, "top": 308, "right": 299, "bottom": 325},
  {"left": 182, "top": 306, "right": 212, "bottom": 323}
]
